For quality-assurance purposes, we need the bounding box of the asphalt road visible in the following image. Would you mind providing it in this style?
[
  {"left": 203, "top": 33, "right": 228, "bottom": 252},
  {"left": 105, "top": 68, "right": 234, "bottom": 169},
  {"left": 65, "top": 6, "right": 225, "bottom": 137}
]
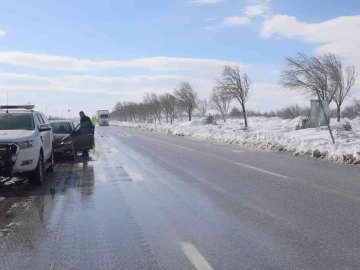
[{"left": 1, "top": 126, "right": 360, "bottom": 270}]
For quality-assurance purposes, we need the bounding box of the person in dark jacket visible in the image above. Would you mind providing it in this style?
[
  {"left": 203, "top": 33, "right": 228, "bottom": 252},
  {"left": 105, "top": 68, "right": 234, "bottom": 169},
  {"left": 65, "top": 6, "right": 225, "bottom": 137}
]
[{"left": 79, "top": 111, "right": 95, "bottom": 157}]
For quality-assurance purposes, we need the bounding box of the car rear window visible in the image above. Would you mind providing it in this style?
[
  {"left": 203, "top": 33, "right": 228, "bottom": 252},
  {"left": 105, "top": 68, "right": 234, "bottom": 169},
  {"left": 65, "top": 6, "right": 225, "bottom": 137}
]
[{"left": 50, "top": 123, "right": 72, "bottom": 134}]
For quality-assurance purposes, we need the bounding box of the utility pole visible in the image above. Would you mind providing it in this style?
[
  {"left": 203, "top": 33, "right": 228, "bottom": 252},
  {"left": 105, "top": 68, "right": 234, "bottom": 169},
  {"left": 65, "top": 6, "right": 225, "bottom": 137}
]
[{"left": 45, "top": 106, "right": 48, "bottom": 117}]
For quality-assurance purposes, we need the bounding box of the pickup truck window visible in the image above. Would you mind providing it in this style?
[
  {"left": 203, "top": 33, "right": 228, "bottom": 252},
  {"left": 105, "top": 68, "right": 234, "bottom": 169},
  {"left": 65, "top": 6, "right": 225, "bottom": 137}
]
[
  {"left": 0, "top": 113, "right": 35, "bottom": 130},
  {"left": 36, "top": 114, "right": 44, "bottom": 124},
  {"left": 40, "top": 114, "right": 49, "bottom": 124}
]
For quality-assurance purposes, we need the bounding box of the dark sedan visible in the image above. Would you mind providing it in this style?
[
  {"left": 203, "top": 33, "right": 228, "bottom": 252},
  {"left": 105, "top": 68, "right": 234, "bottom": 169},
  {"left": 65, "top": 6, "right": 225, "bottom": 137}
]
[
  {"left": 50, "top": 120, "right": 76, "bottom": 160},
  {"left": 50, "top": 120, "right": 95, "bottom": 160}
]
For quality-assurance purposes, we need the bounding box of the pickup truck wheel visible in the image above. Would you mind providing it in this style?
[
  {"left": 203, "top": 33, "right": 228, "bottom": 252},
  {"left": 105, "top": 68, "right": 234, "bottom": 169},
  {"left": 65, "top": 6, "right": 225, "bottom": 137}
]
[
  {"left": 47, "top": 151, "right": 55, "bottom": 173},
  {"left": 28, "top": 154, "right": 45, "bottom": 186}
]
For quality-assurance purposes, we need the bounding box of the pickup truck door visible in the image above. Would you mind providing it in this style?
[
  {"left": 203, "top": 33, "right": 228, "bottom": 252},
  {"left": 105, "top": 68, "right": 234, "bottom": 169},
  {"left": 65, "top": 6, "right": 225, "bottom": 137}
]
[
  {"left": 41, "top": 114, "right": 53, "bottom": 158},
  {"left": 73, "top": 122, "right": 94, "bottom": 151},
  {"left": 36, "top": 114, "right": 51, "bottom": 159}
]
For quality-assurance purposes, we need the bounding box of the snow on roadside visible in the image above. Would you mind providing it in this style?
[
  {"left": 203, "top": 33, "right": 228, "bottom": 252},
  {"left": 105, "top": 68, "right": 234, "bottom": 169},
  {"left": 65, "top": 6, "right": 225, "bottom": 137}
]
[{"left": 112, "top": 117, "right": 360, "bottom": 164}]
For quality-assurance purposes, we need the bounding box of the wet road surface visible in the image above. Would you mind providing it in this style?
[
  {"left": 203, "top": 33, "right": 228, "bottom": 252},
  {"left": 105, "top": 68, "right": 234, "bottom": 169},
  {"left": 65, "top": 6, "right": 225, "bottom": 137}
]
[{"left": 1, "top": 126, "right": 360, "bottom": 269}]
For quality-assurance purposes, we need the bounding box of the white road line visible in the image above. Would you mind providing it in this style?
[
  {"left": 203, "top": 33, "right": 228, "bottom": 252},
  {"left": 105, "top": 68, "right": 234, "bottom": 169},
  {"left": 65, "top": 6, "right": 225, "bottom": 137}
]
[
  {"left": 122, "top": 165, "right": 143, "bottom": 181},
  {"left": 110, "top": 147, "right": 119, "bottom": 153},
  {"left": 169, "top": 144, "right": 196, "bottom": 152},
  {"left": 180, "top": 242, "right": 214, "bottom": 270},
  {"left": 56, "top": 227, "right": 61, "bottom": 241},
  {"left": 142, "top": 135, "right": 289, "bottom": 179},
  {"left": 234, "top": 162, "right": 289, "bottom": 179},
  {"left": 231, "top": 149, "right": 245, "bottom": 153},
  {"left": 96, "top": 173, "right": 108, "bottom": 181},
  {"left": 139, "top": 135, "right": 196, "bottom": 153}
]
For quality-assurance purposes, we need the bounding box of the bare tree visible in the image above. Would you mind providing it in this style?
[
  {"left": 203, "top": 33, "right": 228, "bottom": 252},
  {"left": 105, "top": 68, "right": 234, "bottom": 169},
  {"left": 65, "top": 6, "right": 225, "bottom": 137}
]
[
  {"left": 279, "top": 53, "right": 335, "bottom": 143},
  {"left": 144, "top": 93, "right": 162, "bottom": 124},
  {"left": 210, "top": 86, "right": 231, "bottom": 122},
  {"left": 217, "top": 65, "right": 252, "bottom": 127},
  {"left": 197, "top": 98, "right": 208, "bottom": 117},
  {"left": 160, "top": 93, "right": 177, "bottom": 124},
  {"left": 174, "top": 82, "right": 198, "bottom": 121},
  {"left": 112, "top": 102, "right": 126, "bottom": 121},
  {"left": 280, "top": 53, "right": 337, "bottom": 101},
  {"left": 159, "top": 94, "right": 170, "bottom": 123},
  {"left": 137, "top": 103, "right": 152, "bottom": 123},
  {"left": 176, "top": 106, "right": 184, "bottom": 122},
  {"left": 124, "top": 101, "right": 137, "bottom": 121},
  {"left": 323, "top": 53, "right": 358, "bottom": 122},
  {"left": 342, "top": 98, "right": 360, "bottom": 119}
]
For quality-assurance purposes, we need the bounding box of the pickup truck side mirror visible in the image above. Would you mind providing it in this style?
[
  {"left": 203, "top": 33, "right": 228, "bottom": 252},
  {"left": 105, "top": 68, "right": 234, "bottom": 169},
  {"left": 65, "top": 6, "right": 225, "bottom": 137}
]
[{"left": 39, "top": 124, "right": 52, "bottom": 132}]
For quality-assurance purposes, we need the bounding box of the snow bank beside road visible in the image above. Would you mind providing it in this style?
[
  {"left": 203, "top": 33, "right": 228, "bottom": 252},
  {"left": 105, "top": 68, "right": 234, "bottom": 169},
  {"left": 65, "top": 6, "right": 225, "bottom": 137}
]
[{"left": 112, "top": 117, "right": 360, "bottom": 164}]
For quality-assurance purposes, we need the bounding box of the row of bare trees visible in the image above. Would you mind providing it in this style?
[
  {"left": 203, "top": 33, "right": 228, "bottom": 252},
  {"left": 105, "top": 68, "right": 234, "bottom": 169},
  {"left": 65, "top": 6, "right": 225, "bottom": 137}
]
[
  {"left": 230, "top": 101, "right": 360, "bottom": 120},
  {"left": 112, "top": 65, "right": 253, "bottom": 126},
  {"left": 112, "top": 52, "right": 358, "bottom": 136},
  {"left": 112, "top": 82, "right": 199, "bottom": 124}
]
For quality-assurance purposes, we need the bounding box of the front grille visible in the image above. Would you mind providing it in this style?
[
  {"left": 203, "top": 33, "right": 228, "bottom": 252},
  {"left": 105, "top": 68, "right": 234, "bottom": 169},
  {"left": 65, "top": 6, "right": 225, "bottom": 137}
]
[{"left": 0, "top": 144, "right": 19, "bottom": 154}]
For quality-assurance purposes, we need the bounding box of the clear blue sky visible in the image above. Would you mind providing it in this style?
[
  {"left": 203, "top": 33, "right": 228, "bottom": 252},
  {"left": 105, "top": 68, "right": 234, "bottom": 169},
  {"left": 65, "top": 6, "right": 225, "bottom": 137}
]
[{"left": 0, "top": 0, "right": 359, "bottom": 117}]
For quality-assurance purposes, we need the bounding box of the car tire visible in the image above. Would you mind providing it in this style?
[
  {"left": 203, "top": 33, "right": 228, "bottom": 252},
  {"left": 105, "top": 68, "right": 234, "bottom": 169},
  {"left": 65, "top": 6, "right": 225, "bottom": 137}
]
[
  {"left": 28, "top": 154, "right": 45, "bottom": 186},
  {"left": 47, "top": 150, "right": 55, "bottom": 173}
]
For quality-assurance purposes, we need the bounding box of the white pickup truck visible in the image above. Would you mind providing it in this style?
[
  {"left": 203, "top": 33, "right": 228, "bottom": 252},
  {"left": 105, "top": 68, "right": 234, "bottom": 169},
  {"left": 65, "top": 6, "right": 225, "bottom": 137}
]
[{"left": 0, "top": 105, "right": 55, "bottom": 185}]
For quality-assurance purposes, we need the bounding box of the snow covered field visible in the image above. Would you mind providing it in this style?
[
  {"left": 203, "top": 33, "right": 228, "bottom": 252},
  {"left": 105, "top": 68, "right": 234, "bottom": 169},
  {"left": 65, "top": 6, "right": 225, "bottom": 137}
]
[{"left": 112, "top": 117, "right": 360, "bottom": 164}]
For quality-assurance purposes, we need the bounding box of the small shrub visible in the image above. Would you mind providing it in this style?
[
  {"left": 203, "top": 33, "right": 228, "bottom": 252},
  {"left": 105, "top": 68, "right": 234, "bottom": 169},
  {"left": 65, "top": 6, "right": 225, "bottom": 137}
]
[
  {"left": 342, "top": 122, "right": 352, "bottom": 131},
  {"left": 295, "top": 117, "right": 310, "bottom": 130},
  {"left": 201, "top": 114, "right": 214, "bottom": 125},
  {"left": 206, "top": 114, "right": 214, "bottom": 124},
  {"left": 277, "top": 105, "right": 311, "bottom": 119}
]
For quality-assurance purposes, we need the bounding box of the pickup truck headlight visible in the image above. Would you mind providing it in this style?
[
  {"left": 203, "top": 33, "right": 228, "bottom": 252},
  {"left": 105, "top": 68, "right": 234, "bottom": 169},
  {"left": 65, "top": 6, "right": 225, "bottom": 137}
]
[{"left": 18, "top": 140, "right": 35, "bottom": 149}]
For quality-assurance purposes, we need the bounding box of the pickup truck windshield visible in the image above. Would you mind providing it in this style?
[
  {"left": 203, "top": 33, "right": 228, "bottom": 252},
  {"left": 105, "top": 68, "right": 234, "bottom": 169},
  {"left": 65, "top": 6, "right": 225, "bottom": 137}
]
[{"left": 0, "top": 113, "right": 35, "bottom": 130}]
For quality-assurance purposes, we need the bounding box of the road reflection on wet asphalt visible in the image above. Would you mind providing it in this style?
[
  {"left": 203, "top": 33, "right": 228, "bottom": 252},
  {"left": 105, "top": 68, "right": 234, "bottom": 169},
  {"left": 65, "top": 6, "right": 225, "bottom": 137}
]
[
  {"left": 1, "top": 126, "right": 360, "bottom": 270},
  {"left": 0, "top": 130, "right": 160, "bottom": 270}
]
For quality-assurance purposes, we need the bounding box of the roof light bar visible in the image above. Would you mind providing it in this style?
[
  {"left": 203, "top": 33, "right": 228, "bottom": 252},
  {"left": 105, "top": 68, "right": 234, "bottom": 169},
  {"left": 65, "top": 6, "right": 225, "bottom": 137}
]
[{"left": 0, "top": 105, "right": 35, "bottom": 110}]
